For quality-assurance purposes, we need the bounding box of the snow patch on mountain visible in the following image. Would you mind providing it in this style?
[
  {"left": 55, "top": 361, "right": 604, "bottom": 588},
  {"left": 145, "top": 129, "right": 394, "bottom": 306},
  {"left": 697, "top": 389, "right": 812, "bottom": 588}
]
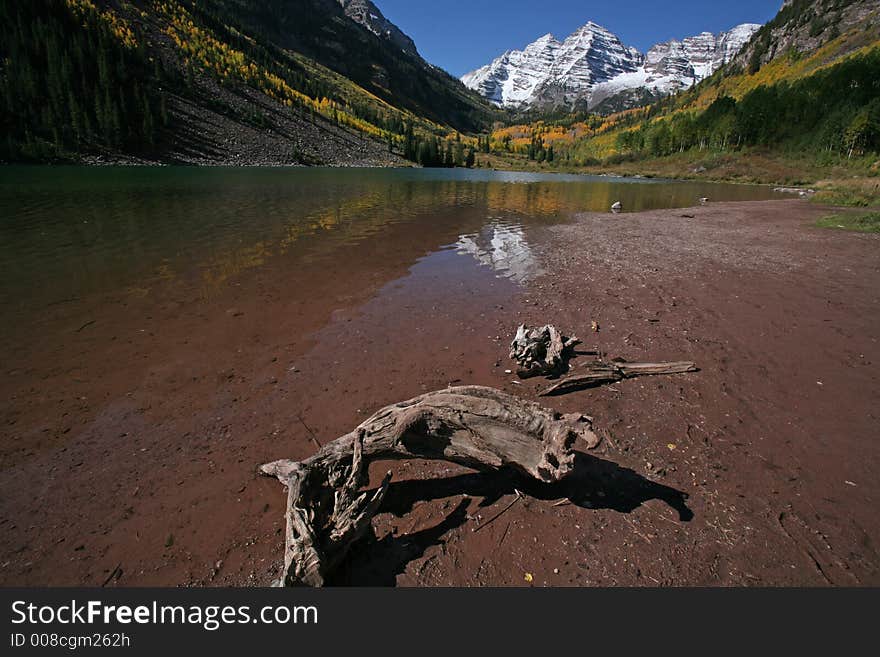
[
  {"left": 338, "top": 0, "right": 419, "bottom": 57},
  {"left": 462, "top": 21, "right": 761, "bottom": 110}
]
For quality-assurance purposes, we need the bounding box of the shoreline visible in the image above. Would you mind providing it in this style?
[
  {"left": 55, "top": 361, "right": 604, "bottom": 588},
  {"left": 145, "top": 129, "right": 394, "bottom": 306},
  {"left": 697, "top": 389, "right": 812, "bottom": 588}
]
[
  {"left": 0, "top": 198, "right": 877, "bottom": 587},
  {"left": 0, "top": 160, "right": 803, "bottom": 191},
  {"left": 3, "top": 160, "right": 869, "bottom": 209}
]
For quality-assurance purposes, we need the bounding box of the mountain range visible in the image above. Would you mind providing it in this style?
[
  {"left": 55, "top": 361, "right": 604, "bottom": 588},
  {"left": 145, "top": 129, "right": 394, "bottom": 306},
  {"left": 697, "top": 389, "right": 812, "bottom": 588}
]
[
  {"left": 461, "top": 21, "right": 761, "bottom": 112},
  {"left": 3, "top": 0, "right": 876, "bottom": 167}
]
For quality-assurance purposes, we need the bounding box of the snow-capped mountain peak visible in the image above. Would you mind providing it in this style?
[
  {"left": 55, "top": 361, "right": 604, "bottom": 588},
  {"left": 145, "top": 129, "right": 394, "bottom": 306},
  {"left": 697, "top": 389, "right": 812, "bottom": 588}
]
[
  {"left": 534, "top": 33, "right": 559, "bottom": 44},
  {"left": 462, "top": 21, "right": 761, "bottom": 111}
]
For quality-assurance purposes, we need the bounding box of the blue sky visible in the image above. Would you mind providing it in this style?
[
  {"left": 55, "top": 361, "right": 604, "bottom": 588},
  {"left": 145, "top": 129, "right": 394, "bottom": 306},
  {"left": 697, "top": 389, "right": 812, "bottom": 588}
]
[{"left": 374, "top": 0, "right": 782, "bottom": 77}]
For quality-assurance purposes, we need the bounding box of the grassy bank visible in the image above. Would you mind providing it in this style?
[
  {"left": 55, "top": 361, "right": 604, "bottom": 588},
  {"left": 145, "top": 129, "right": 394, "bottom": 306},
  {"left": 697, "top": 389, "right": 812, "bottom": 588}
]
[
  {"left": 475, "top": 149, "right": 880, "bottom": 205},
  {"left": 812, "top": 177, "right": 880, "bottom": 206},
  {"left": 816, "top": 211, "right": 880, "bottom": 232}
]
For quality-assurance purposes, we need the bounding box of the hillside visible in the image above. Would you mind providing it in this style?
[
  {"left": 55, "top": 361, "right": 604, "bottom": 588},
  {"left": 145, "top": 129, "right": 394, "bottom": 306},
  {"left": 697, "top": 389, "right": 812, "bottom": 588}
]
[
  {"left": 4, "top": 0, "right": 878, "bottom": 176},
  {"left": 0, "top": 0, "right": 497, "bottom": 165},
  {"left": 197, "top": 0, "right": 493, "bottom": 130},
  {"left": 480, "top": 0, "right": 880, "bottom": 187}
]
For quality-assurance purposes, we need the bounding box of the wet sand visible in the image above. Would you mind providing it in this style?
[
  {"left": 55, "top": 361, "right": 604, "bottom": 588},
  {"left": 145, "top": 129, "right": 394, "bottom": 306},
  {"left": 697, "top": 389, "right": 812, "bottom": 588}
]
[{"left": 1, "top": 199, "right": 878, "bottom": 586}]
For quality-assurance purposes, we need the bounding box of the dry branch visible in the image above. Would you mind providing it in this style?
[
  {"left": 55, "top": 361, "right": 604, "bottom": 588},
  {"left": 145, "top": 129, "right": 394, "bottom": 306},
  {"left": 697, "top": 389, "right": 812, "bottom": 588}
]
[
  {"left": 260, "top": 386, "right": 599, "bottom": 587},
  {"left": 540, "top": 361, "right": 698, "bottom": 396}
]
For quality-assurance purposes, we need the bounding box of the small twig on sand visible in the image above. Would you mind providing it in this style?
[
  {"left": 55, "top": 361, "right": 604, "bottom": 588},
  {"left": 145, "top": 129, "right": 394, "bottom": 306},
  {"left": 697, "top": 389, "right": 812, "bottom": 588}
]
[
  {"left": 473, "top": 490, "right": 523, "bottom": 533},
  {"left": 101, "top": 563, "right": 122, "bottom": 587},
  {"left": 296, "top": 414, "right": 322, "bottom": 448},
  {"left": 76, "top": 320, "right": 96, "bottom": 333},
  {"left": 600, "top": 428, "right": 616, "bottom": 451},
  {"left": 474, "top": 557, "right": 485, "bottom": 581},
  {"left": 497, "top": 521, "right": 511, "bottom": 547},
  {"left": 47, "top": 296, "right": 80, "bottom": 307},
  {"left": 552, "top": 499, "right": 573, "bottom": 507},
  {"left": 624, "top": 516, "right": 653, "bottom": 544}
]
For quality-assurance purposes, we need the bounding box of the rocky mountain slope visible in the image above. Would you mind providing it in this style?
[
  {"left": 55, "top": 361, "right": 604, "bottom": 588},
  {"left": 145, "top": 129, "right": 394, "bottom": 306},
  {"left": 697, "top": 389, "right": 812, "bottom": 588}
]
[
  {"left": 196, "top": 0, "right": 491, "bottom": 131},
  {"left": 644, "top": 24, "right": 762, "bottom": 88},
  {"left": 1, "top": 0, "right": 496, "bottom": 165},
  {"left": 338, "top": 0, "right": 418, "bottom": 57},
  {"left": 734, "top": 0, "right": 877, "bottom": 73},
  {"left": 462, "top": 21, "right": 760, "bottom": 111}
]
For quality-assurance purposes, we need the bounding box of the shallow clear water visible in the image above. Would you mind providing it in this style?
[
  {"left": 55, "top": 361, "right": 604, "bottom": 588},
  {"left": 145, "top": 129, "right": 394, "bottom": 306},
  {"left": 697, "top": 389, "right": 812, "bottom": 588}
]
[{"left": 0, "top": 166, "right": 785, "bottom": 315}]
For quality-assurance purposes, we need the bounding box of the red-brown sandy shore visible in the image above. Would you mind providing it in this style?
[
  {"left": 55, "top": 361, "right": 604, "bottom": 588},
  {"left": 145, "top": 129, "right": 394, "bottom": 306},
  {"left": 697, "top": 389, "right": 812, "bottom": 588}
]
[{"left": 1, "top": 199, "right": 877, "bottom": 586}]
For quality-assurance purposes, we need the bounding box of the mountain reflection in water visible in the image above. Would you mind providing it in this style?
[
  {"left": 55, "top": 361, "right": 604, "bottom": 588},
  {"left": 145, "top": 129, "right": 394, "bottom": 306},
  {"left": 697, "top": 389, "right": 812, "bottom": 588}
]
[{"left": 456, "top": 222, "right": 544, "bottom": 283}]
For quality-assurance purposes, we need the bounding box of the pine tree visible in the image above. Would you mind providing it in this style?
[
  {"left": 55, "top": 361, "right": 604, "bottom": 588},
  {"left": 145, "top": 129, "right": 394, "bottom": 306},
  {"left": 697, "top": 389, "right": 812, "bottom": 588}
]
[
  {"left": 454, "top": 141, "right": 464, "bottom": 167},
  {"left": 160, "top": 94, "right": 169, "bottom": 127},
  {"left": 142, "top": 91, "right": 155, "bottom": 148},
  {"left": 68, "top": 92, "right": 82, "bottom": 145},
  {"left": 417, "top": 140, "right": 431, "bottom": 166},
  {"left": 465, "top": 146, "right": 475, "bottom": 168},
  {"left": 403, "top": 122, "right": 415, "bottom": 161}
]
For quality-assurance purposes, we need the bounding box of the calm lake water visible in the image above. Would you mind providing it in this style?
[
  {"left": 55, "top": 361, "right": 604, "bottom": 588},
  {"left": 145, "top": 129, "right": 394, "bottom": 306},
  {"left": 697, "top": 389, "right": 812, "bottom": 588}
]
[{"left": 1, "top": 166, "right": 784, "bottom": 318}]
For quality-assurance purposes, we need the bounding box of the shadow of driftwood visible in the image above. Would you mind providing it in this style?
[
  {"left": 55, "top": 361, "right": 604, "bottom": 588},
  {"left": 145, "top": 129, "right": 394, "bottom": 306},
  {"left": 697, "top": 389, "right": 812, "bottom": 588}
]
[{"left": 328, "top": 452, "right": 693, "bottom": 586}]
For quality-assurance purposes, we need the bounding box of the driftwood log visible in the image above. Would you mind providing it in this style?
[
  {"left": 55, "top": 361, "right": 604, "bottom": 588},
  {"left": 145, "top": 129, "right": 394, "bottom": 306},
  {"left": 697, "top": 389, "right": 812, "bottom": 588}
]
[
  {"left": 260, "top": 386, "right": 599, "bottom": 587},
  {"left": 509, "top": 324, "right": 580, "bottom": 378},
  {"left": 541, "top": 360, "right": 698, "bottom": 396}
]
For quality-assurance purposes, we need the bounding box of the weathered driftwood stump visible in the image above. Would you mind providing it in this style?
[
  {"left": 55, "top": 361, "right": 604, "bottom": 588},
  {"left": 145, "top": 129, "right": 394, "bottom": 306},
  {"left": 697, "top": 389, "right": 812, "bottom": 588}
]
[
  {"left": 509, "top": 324, "right": 580, "bottom": 378},
  {"left": 541, "top": 360, "right": 698, "bottom": 396},
  {"left": 260, "top": 386, "right": 599, "bottom": 587}
]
